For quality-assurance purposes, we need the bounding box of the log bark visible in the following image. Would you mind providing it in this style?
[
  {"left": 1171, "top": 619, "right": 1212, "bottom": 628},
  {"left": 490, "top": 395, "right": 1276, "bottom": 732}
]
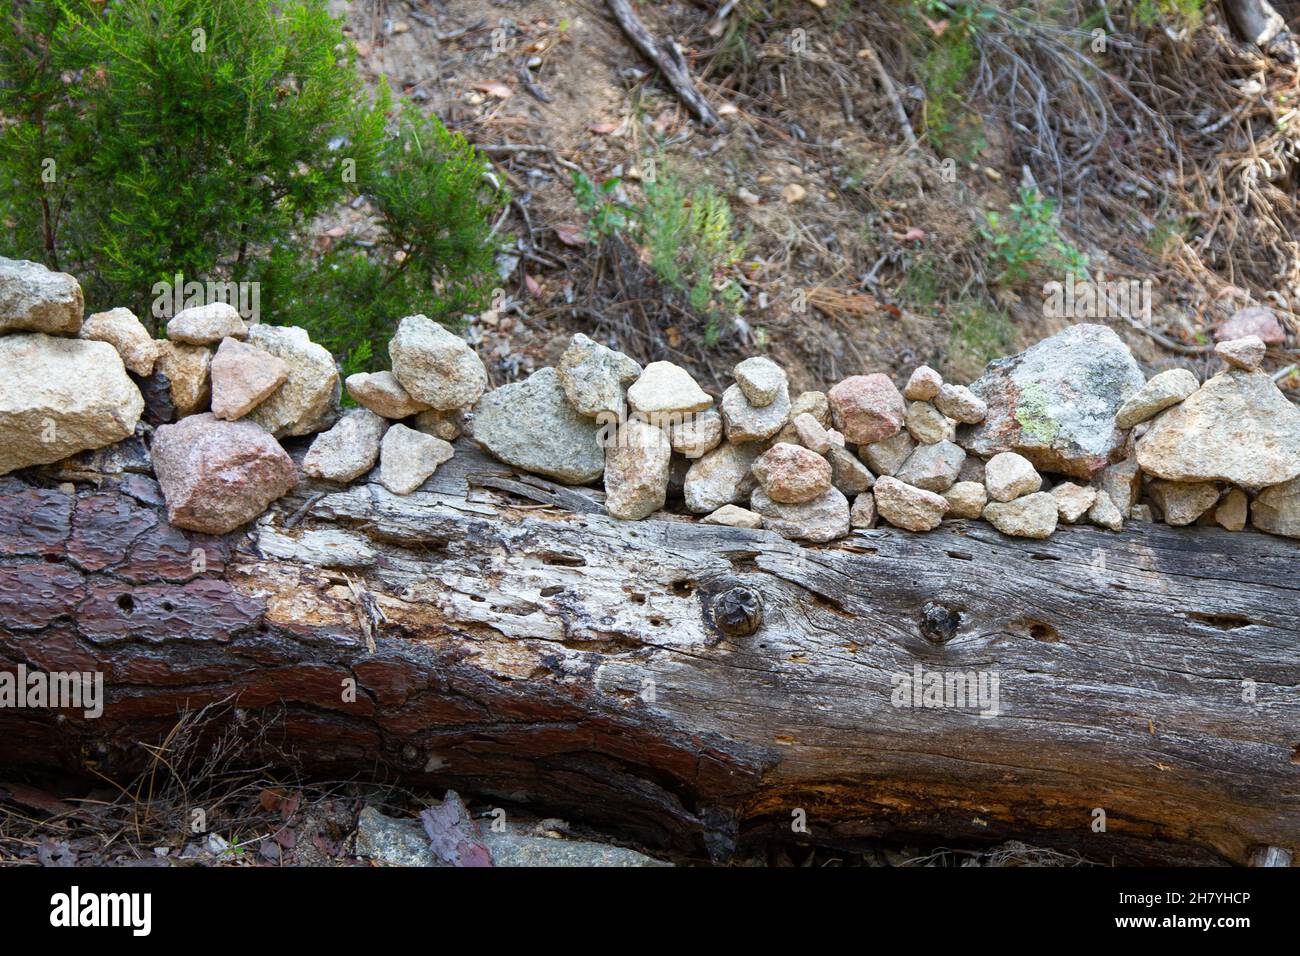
[{"left": 0, "top": 442, "right": 1297, "bottom": 865}]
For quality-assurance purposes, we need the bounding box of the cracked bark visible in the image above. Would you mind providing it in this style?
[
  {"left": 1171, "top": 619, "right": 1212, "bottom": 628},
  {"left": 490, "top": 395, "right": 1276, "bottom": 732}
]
[{"left": 0, "top": 442, "right": 1296, "bottom": 864}]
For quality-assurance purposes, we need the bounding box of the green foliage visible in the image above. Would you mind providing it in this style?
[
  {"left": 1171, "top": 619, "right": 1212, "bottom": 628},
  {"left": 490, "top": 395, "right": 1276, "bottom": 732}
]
[
  {"left": 0, "top": 0, "right": 507, "bottom": 366},
  {"left": 979, "top": 187, "right": 1087, "bottom": 285},
  {"left": 571, "top": 171, "right": 630, "bottom": 241},
  {"left": 640, "top": 172, "right": 747, "bottom": 347},
  {"left": 1133, "top": 0, "right": 1204, "bottom": 29},
  {"left": 571, "top": 162, "right": 747, "bottom": 347},
  {"left": 905, "top": 1, "right": 992, "bottom": 158},
  {"left": 261, "top": 112, "right": 506, "bottom": 377},
  {"left": 0, "top": 0, "right": 376, "bottom": 313}
]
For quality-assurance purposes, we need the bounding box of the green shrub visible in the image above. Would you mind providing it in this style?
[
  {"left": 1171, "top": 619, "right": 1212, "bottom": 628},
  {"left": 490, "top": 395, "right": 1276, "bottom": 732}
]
[
  {"left": 0, "top": 0, "right": 506, "bottom": 365},
  {"left": 264, "top": 109, "right": 509, "bottom": 376},
  {"left": 980, "top": 187, "right": 1087, "bottom": 285},
  {"left": 572, "top": 163, "right": 747, "bottom": 347}
]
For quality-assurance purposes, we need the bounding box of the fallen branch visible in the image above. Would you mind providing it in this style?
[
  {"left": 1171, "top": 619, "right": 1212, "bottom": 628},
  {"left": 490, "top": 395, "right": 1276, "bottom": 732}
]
[{"left": 606, "top": 0, "right": 722, "bottom": 129}]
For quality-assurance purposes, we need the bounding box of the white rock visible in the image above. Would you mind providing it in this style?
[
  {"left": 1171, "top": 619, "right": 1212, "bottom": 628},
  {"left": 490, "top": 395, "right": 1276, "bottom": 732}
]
[
  {"left": 79, "top": 307, "right": 159, "bottom": 376},
  {"left": 302, "top": 408, "right": 388, "bottom": 482},
  {"left": 751, "top": 486, "right": 850, "bottom": 542},
  {"left": 985, "top": 451, "right": 1041, "bottom": 502},
  {"left": 983, "top": 492, "right": 1058, "bottom": 539},
  {"left": 0, "top": 334, "right": 143, "bottom": 474},
  {"left": 604, "top": 418, "right": 672, "bottom": 520},
  {"left": 1114, "top": 368, "right": 1199, "bottom": 429},
  {"left": 1214, "top": 335, "right": 1265, "bottom": 371},
  {"left": 346, "top": 371, "right": 430, "bottom": 419},
  {"left": 942, "top": 481, "right": 987, "bottom": 519},
  {"left": 626, "top": 361, "right": 712, "bottom": 419},
  {"left": 666, "top": 407, "right": 722, "bottom": 459},
  {"left": 721, "top": 382, "right": 790, "bottom": 443},
  {"left": 1050, "top": 482, "right": 1097, "bottom": 523},
  {"left": 0, "top": 257, "right": 83, "bottom": 335},
  {"left": 167, "top": 302, "right": 248, "bottom": 345},
  {"left": 379, "top": 423, "right": 454, "bottom": 495},
  {"left": 872, "top": 475, "right": 949, "bottom": 531},
  {"left": 701, "top": 504, "right": 763, "bottom": 529},
  {"left": 389, "top": 314, "right": 488, "bottom": 411},
  {"left": 733, "top": 356, "right": 788, "bottom": 408},
  {"left": 903, "top": 365, "right": 943, "bottom": 401},
  {"left": 245, "top": 325, "right": 341, "bottom": 437}
]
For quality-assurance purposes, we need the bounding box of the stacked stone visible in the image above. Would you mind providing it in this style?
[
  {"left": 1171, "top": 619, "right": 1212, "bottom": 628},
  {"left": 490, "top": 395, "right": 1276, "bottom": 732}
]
[{"left": 7, "top": 256, "right": 1299, "bottom": 545}]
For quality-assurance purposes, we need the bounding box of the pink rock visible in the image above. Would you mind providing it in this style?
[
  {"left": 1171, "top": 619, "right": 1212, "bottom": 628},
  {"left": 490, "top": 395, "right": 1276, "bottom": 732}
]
[
  {"left": 828, "top": 374, "right": 905, "bottom": 445},
  {"left": 751, "top": 442, "right": 832, "bottom": 504},
  {"left": 1215, "top": 305, "right": 1285, "bottom": 345},
  {"left": 210, "top": 337, "right": 290, "bottom": 420},
  {"left": 152, "top": 413, "right": 297, "bottom": 533}
]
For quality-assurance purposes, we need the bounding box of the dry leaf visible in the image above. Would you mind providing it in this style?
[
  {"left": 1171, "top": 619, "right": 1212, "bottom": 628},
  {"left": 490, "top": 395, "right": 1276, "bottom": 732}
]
[
  {"left": 524, "top": 273, "right": 542, "bottom": 296},
  {"left": 588, "top": 122, "right": 618, "bottom": 135},
  {"left": 552, "top": 222, "right": 587, "bottom": 247}
]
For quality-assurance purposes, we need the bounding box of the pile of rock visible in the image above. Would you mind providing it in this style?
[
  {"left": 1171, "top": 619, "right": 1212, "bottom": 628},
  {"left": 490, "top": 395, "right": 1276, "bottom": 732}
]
[
  {"left": 0, "top": 259, "right": 485, "bottom": 535},
  {"left": 463, "top": 321, "right": 1300, "bottom": 543},
  {"left": 5, "top": 256, "right": 1298, "bottom": 544}
]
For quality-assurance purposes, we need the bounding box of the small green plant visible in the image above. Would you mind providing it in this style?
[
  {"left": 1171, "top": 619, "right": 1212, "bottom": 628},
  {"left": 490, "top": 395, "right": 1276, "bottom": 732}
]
[
  {"left": 571, "top": 171, "right": 630, "bottom": 241},
  {"left": 980, "top": 187, "right": 1087, "bottom": 285},
  {"left": 571, "top": 161, "right": 748, "bottom": 346},
  {"left": 906, "top": 1, "right": 993, "bottom": 158}
]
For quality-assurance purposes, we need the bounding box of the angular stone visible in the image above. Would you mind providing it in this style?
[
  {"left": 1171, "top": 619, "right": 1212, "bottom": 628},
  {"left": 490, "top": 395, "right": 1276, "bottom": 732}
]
[
  {"left": 1100, "top": 456, "right": 1141, "bottom": 515},
  {"left": 895, "top": 440, "right": 964, "bottom": 493},
  {"left": 1136, "top": 369, "right": 1300, "bottom": 487},
  {"left": 302, "top": 409, "right": 387, "bottom": 482},
  {"left": 722, "top": 382, "right": 790, "bottom": 443},
  {"left": 0, "top": 334, "right": 143, "bottom": 475},
  {"left": 626, "top": 361, "right": 711, "bottom": 418},
  {"left": 666, "top": 407, "right": 722, "bottom": 459},
  {"left": 983, "top": 491, "right": 1058, "bottom": 539},
  {"left": 859, "top": 429, "right": 915, "bottom": 477},
  {"left": 472, "top": 367, "right": 605, "bottom": 484},
  {"left": 752, "top": 442, "right": 832, "bottom": 503},
  {"left": 1214, "top": 336, "right": 1265, "bottom": 371},
  {"left": 827, "top": 445, "right": 875, "bottom": 495},
  {"left": 346, "top": 370, "right": 429, "bottom": 420},
  {"left": 701, "top": 504, "right": 763, "bottom": 529},
  {"left": 1130, "top": 503, "right": 1153, "bottom": 523},
  {"left": 379, "top": 423, "right": 454, "bottom": 496},
  {"left": 1087, "top": 490, "right": 1124, "bottom": 531},
  {"left": 1216, "top": 305, "right": 1285, "bottom": 345},
  {"left": 903, "top": 365, "right": 942, "bottom": 401},
  {"left": 850, "top": 492, "right": 877, "bottom": 528},
  {"left": 79, "top": 307, "right": 159, "bottom": 376},
  {"left": 1251, "top": 476, "right": 1300, "bottom": 538},
  {"left": 1114, "top": 368, "right": 1199, "bottom": 429},
  {"left": 793, "top": 412, "right": 833, "bottom": 453},
  {"left": 604, "top": 418, "right": 671, "bottom": 520},
  {"left": 828, "top": 374, "right": 905, "bottom": 444},
  {"left": 905, "top": 400, "right": 954, "bottom": 444},
  {"left": 1050, "top": 482, "right": 1097, "bottom": 523},
  {"left": 958, "top": 324, "right": 1144, "bottom": 479},
  {"left": 389, "top": 314, "right": 488, "bottom": 411},
  {"left": 683, "top": 441, "right": 761, "bottom": 513},
  {"left": 210, "top": 337, "right": 289, "bottom": 421},
  {"left": 245, "top": 325, "right": 341, "bottom": 437},
  {"left": 733, "top": 356, "right": 787, "bottom": 407},
  {"left": 166, "top": 302, "right": 247, "bottom": 345},
  {"left": 790, "top": 390, "right": 831, "bottom": 427},
  {"left": 154, "top": 340, "right": 212, "bottom": 417},
  {"left": 1147, "top": 479, "right": 1220, "bottom": 526},
  {"left": 1215, "top": 487, "right": 1248, "bottom": 531},
  {"left": 984, "top": 451, "right": 1041, "bottom": 502},
  {"left": 557, "top": 333, "right": 642, "bottom": 417},
  {"left": 942, "top": 481, "right": 986, "bottom": 519},
  {"left": 751, "top": 486, "right": 850, "bottom": 542},
  {"left": 0, "top": 257, "right": 83, "bottom": 335},
  {"left": 933, "top": 383, "right": 986, "bottom": 424},
  {"left": 151, "top": 413, "right": 296, "bottom": 533},
  {"left": 872, "top": 475, "right": 949, "bottom": 531},
  {"left": 412, "top": 408, "right": 464, "bottom": 442}
]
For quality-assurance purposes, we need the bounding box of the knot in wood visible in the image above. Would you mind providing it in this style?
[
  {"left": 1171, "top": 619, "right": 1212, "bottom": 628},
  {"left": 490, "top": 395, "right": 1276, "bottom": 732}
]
[
  {"left": 712, "top": 587, "right": 763, "bottom": 637},
  {"left": 919, "top": 602, "right": 960, "bottom": 644}
]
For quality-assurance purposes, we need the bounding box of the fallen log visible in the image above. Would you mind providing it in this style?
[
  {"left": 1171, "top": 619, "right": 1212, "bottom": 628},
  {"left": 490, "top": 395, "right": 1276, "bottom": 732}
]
[{"left": 0, "top": 441, "right": 1296, "bottom": 865}]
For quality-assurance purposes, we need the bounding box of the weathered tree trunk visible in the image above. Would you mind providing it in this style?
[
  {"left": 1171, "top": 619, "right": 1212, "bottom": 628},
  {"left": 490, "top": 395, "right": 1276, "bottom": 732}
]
[{"left": 0, "top": 442, "right": 1296, "bottom": 865}]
